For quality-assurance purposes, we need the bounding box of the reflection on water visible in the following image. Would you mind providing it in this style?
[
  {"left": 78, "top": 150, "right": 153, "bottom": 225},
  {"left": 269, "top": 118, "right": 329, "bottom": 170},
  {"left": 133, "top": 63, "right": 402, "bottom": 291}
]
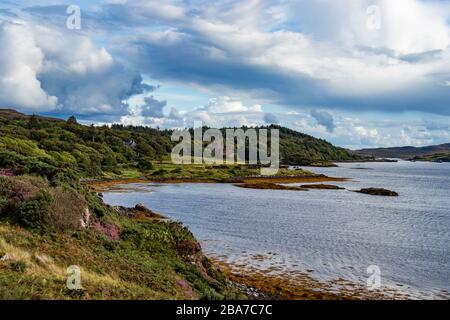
[{"left": 102, "top": 161, "right": 450, "bottom": 298}]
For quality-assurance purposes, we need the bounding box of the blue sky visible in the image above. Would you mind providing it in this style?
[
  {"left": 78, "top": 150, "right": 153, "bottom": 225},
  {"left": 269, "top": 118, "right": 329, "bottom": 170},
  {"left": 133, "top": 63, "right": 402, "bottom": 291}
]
[{"left": 1, "top": 0, "right": 450, "bottom": 149}]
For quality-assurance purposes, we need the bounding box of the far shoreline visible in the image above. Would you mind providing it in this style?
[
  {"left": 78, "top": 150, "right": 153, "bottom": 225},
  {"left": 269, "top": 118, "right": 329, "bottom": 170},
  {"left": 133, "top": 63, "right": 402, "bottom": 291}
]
[{"left": 87, "top": 174, "right": 351, "bottom": 192}]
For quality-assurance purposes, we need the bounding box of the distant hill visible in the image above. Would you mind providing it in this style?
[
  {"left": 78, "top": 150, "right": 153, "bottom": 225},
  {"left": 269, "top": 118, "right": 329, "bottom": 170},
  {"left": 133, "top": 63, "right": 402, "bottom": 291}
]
[
  {"left": 0, "top": 109, "right": 64, "bottom": 122},
  {"left": 354, "top": 143, "right": 450, "bottom": 160}
]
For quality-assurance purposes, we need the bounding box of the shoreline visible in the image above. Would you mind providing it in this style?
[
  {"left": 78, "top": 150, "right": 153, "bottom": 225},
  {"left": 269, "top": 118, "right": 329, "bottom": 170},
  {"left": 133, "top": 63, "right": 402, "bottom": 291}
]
[
  {"left": 87, "top": 174, "right": 350, "bottom": 192},
  {"left": 210, "top": 256, "right": 449, "bottom": 300},
  {"left": 210, "top": 258, "right": 398, "bottom": 300}
]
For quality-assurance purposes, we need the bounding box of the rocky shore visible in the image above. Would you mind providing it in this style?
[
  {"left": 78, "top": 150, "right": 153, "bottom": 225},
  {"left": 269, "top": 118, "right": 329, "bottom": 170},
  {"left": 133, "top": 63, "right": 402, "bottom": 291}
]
[{"left": 211, "top": 258, "right": 399, "bottom": 300}]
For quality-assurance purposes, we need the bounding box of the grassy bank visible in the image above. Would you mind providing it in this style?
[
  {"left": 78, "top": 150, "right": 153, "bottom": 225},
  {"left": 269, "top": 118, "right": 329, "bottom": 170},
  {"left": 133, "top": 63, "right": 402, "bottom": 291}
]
[
  {"left": 0, "top": 175, "right": 243, "bottom": 299},
  {"left": 88, "top": 163, "right": 322, "bottom": 191}
]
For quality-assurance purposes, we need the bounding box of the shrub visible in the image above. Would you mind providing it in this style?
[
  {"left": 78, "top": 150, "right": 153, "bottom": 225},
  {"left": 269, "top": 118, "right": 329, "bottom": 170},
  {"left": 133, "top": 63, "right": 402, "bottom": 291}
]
[
  {"left": 46, "top": 187, "right": 88, "bottom": 231},
  {"left": 0, "top": 176, "right": 89, "bottom": 231},
  {"left": 151, "top": 168, "right": 167, "bottom": 176},
  {"left": 8, "top": 190, "right": 53, "bottom": 229},
  {"left": 0, "top": 176, "right": 40, "bottom": 202},
  {"left": 85, "top": 192, "right": 106, "bottom": 218},
  {"left": 137, "top": 157, "right": 154, "bottom": 170}
]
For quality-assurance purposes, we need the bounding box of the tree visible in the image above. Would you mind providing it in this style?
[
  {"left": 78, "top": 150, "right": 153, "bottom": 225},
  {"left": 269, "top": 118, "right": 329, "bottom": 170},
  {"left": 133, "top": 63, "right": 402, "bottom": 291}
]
[
  {"left": 27, "top": 114, "right": 40, "bottom": 129},
  {"left": 67, "top": 116, "right": 78, "bottom": 125}
]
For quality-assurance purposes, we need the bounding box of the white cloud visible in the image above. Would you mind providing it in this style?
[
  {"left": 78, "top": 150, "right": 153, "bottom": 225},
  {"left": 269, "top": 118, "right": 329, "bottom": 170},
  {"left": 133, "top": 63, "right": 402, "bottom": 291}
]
[
  {"left": 0, "top": 22, "right": 58, "bottom": 111},
  {"left": 118, "top": 95, "right": 265, "bottom": 128},
  {"left": 290, "top": 0, "right": 450, "bottom": 54},
  {"left": 203, "top": 96, "right": 262, "bottom": 113},
  {"left": 0, "top": 20, "right": 150, "bottom": 116}
]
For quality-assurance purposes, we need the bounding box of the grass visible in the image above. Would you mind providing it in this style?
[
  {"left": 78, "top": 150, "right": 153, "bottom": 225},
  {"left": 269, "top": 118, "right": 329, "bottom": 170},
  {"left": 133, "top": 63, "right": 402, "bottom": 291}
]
[
  {"left": 0, "top": 213, "right": 243, "bottom": 299},
  {"left": 98, "top": 162, "right": 316, "bottom": 183},
  {"left": 0, "top": 174, "right": 243, "bottom": 300}
]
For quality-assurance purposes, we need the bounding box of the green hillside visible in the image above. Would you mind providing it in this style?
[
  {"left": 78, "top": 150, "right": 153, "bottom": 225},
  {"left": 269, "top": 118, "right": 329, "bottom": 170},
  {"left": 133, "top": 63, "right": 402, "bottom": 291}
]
[
  {"left": 275, "top": 125, "right": 360, "bottom": 165},
  {"left": 410, "top": 152, "right": 450, "bottom": 162},
  {"left": 0, "top": 109, "right": 359, "bottom": 182}
]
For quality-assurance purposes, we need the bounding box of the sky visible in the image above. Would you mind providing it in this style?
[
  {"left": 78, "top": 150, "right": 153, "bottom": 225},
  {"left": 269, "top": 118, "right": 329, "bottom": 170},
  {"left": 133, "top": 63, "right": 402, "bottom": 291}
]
[{"left": 1, "top": 0, "right": 450, "bottom": 149}]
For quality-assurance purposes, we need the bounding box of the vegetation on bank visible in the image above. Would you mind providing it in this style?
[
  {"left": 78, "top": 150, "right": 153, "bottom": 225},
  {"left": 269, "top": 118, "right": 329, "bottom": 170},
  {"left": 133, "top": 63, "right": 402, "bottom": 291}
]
[
  {"left": 409, "top": 152, "right": 450, "bottom": 163},
  {"left": 0, "top": 175, "right": 242, "bottom": 299},
  {"left": 0, "top": 109, "right": 360, "bottom": 182},
  {"left": 354, "top": 143, "right": 450, "bottom": 161}
]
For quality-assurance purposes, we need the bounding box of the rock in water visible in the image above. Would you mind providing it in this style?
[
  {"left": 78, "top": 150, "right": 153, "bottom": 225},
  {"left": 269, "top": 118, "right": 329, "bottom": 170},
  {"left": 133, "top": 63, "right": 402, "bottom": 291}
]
[{"left": 356, "top": 188, "right": 398, "bottom": 196}]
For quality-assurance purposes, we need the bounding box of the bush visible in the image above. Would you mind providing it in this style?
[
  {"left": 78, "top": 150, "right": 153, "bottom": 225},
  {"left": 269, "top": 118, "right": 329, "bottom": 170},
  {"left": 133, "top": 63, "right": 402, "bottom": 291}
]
[
  {"left": 85, "top": 192, "right": 106, "bottom": 218},
  {"left": 0, "top": 176, "right": 89, "bottom": 231},
  {"left": 0, "top": 176, "right": 40, "bottom": 202},
  {"left": 9, "top": 190, "right": 53, "bottom": 229},
  {"left": 137, "top": 157, "right": 154, "bottom": 170},
  {"left": 45, "top": 187, "right": 88, "bottom": 231}
]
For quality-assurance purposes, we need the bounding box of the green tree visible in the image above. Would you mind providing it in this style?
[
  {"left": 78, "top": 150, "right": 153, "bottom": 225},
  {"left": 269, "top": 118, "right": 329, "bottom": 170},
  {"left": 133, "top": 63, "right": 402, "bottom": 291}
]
[
  {"left": 67, "top": 115, "right": 78, "bottom": 125},
  {"left": 27, "top": 114, "right": 40, "bottom": 129}
]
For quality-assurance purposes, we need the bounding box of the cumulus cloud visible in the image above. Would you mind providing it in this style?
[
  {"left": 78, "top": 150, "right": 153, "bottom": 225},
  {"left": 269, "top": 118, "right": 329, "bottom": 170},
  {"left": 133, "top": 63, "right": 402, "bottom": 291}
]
[
  {"left": 117, "top": 0, "right": 450, "bottom": 115},
  {"left": 203, "top": 96, "right": 262, "bottom": 113},
  {"left": 140, "top": 96, "right": 167, "bottom": 118},
  {"left": 0, "top": 20, "right": 151, "bottom": 117},
  {"left": 16, "top": 0, "right": 450, "bottom": 115},
  {"left": 190, "top": 96, "right": 264, "bottom": 127},
  {"left": 0, "top": 22, "right": 58, "bottom": 111},
  {"left": 118, "top": 95, "right": 265, "bottom": 128},
  {"left": 290, "top": 0, "right": 450, "bottom": 53},
  {"left": 310, "top": 110, "right": 335, "bottom": 133}
]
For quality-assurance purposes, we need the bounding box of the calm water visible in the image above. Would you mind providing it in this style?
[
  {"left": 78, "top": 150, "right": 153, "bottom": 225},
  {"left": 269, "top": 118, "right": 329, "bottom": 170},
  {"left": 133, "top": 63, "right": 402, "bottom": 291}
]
[{"left": 102, "top": 161, "right": 450, "bottom": 298}]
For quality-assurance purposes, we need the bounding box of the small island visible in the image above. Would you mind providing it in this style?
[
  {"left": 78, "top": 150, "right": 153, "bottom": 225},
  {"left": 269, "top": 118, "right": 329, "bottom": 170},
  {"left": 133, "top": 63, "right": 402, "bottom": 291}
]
[
  {"left": 300, "top": 184, "right": 344, "bottom": 190},
  {"left": 355, "top": 188, "right": 399, "bottom": 196}
]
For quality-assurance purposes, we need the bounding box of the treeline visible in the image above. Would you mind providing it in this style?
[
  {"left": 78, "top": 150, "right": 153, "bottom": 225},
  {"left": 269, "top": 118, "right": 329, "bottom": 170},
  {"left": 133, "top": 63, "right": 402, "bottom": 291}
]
[
  {"left": 0, "top": 110, "right": 360, "bottom": 183},
  {"left": 0, "top": 110, "right": 173, "bottom": 183},
  {"left": 275, "top": 125, "right": 361, "bottom": 164}
]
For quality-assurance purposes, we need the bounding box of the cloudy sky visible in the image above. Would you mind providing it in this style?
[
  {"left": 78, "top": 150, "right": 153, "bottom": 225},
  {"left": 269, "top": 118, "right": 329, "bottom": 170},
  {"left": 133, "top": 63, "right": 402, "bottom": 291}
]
[{"left": 1, "top": 0, "right": 450, "bottom": 149}]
